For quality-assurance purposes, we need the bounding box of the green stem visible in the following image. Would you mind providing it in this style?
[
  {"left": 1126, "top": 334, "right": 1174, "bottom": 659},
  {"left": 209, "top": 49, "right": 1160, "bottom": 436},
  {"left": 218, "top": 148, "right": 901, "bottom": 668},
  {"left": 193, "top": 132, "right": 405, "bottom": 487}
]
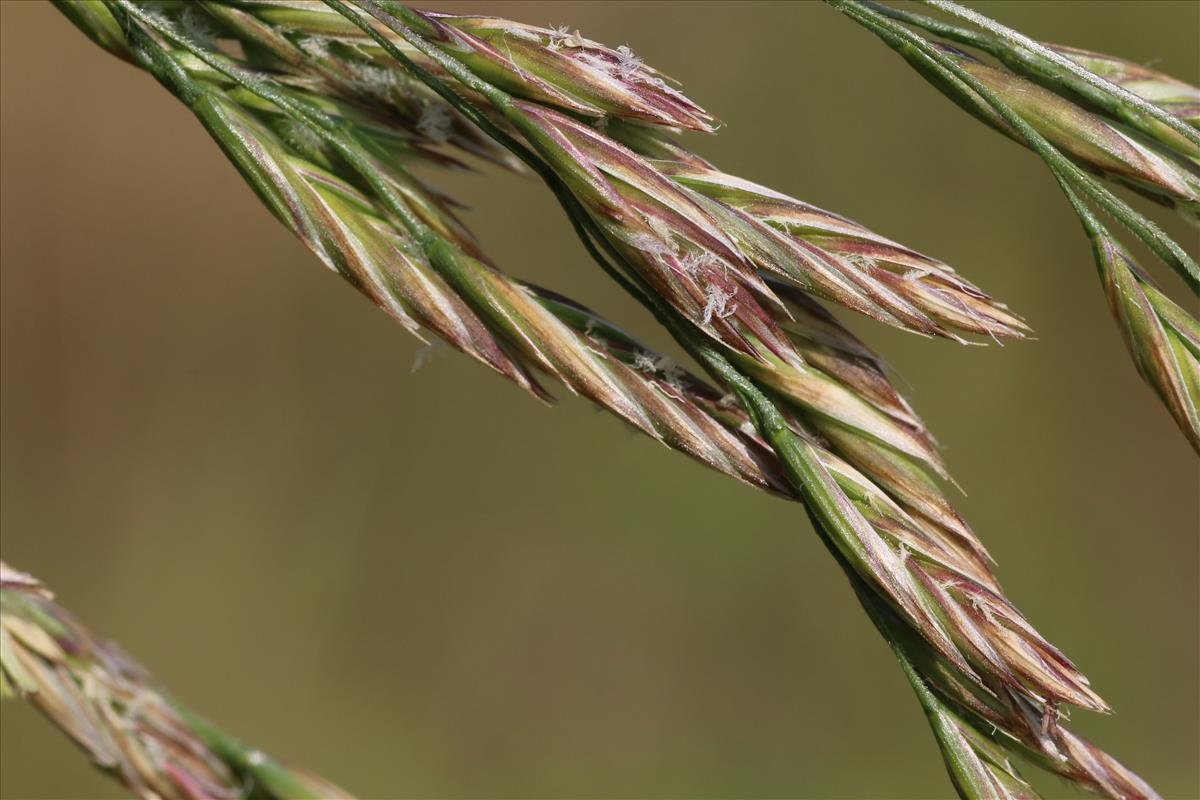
[
  {"left": 855, "top": 589, "right": 991, "bottom": 799},
  {"left": 171, "top": 704, "right": 327, "bottom": 800},
  {"left": 860, "top": 1, "right": 995, "bottom": 52}
]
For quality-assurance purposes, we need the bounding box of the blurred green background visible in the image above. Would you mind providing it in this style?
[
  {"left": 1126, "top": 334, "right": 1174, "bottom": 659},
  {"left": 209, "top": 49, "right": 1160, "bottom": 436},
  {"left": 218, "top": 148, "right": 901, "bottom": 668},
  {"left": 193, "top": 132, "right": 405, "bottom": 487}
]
[{"left": 1, "top": 1, "right": 1197, "bottom": 798}]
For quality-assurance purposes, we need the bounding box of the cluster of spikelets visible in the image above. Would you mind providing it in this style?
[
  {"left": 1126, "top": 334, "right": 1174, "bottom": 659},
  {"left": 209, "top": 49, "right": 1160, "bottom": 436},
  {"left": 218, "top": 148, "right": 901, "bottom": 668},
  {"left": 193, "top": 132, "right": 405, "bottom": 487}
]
[
  {"left": 831, "top": 0, "right": 1200, "bottom": 455},
  {"left": 42, "top": 2, "right": 1186, "bottom": 798},
  {"left": 0, "top": 563, "right": 351, "bottom": 800}
]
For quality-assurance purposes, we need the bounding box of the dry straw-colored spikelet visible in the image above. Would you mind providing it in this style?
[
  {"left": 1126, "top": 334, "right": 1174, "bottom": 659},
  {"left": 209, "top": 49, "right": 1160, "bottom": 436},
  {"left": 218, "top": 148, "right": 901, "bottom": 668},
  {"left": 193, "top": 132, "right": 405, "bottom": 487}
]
[
  {"left": 0, "top": 562, "right": 351, "bottom": 800},
  {"left": 37, "top": 2, "right": 1176, "bottom": 798}
]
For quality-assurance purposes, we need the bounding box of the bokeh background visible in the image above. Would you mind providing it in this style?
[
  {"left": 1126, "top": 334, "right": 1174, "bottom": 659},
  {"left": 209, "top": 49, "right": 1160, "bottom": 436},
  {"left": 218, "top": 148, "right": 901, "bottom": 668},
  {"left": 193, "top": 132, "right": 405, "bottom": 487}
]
[{"left": 2, "top": 1, "right": 1197, "bottom": 798}]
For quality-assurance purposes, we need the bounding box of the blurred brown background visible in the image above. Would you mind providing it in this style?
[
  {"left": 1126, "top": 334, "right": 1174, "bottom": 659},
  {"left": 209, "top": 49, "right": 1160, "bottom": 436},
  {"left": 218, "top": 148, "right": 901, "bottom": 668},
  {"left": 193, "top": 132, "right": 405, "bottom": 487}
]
[{"left": 1, "top": 1, "right": 1197, "bottom": 798}]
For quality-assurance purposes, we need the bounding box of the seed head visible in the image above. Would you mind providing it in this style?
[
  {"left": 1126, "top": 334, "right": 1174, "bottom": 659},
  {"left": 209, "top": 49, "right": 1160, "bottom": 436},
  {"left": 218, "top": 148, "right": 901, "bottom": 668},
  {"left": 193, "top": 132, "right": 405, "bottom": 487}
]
[
  {"left": 938, "top": 45, "right": 1200, "bottom": 220},
  {"left": 1, "top": 563, "right": 352, "bottom": 800},
  {"left": 1090, "top": 232, "right": 1200, "bottom": 451},
  {"left": 654, "top": 152, "right": 1031, "bottom": 342},
  {"left": 511, "top": 101, "right": 804, "bottom": 367},
  {"left": 411, "top": 11, "right": 717, "bottom": 132}
]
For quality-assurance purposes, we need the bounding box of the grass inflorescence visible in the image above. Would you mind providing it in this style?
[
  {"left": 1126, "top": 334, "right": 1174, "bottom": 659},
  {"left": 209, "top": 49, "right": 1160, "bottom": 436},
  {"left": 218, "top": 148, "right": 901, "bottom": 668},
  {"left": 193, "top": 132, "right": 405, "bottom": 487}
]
[{"left": 24, "top": 2, "right": 1190, "bottom": 798}]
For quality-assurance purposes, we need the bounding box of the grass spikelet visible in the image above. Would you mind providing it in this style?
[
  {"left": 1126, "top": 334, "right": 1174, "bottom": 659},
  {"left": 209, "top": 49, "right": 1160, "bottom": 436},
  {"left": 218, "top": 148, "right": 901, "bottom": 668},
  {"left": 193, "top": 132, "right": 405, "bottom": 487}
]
[{"left": 0, "top": 563, "right": 351, "bottom": 800}]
